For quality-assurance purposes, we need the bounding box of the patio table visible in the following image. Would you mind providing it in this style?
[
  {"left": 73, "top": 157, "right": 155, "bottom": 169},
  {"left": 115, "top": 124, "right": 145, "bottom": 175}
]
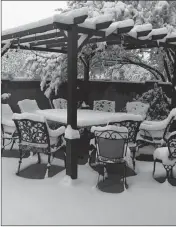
[
  {"left": 36, "top": 109, "right": 143, "bottom": 128},
  {"left": 36, "top": 109, "right": 143, "bottom": 179}
]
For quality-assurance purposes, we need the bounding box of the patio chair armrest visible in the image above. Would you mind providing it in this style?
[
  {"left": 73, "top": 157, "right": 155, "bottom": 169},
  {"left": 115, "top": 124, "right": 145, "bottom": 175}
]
[
  {"left": 48, "top": 126, "right": 66, "bottom": 138},
  {"left": 167, "top": 131, "right": 176, "bottom": 141}
]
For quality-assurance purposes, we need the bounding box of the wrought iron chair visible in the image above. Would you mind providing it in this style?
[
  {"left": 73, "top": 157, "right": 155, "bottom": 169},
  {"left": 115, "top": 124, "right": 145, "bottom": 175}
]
[
  {"left": 137, "top": 108, "right": 176, "bottom": 148},
  {"left": 93, "top": 100, "right": 115, "bottom": 112},
  {"left": 153, "top": 131, "right": 176, "bottom": 182},
  {"left": 109, "top": 119, "right": 142, "bottom": 170},
  {"left": 18, "top": 99, "right": 40, "bottom": 113},
  {"left": 12, "top": 113, "right": 66, "bottom": 177},
  {"left": 126, "top": 101, "right": 149, "bottom": 120},
  {"left": 53, "top": 98, "right": 67, "bottom": 109},
  {"left": 91, "top": 125, "right": 129, "bottom": 190},
  {"left": 1, "top": 104, "right": 18, "bottom": 152}
]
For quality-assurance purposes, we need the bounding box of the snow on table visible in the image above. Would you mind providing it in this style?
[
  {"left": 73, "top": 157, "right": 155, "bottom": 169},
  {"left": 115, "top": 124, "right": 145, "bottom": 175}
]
[{"left": 36, "top": 109, "right": 143, "bottom": 128}]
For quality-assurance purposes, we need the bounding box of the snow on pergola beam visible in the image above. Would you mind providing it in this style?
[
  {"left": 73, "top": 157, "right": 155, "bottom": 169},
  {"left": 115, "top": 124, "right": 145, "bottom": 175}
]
[{"left": 2, "top": 8, "right": 176, "bottom": 53}]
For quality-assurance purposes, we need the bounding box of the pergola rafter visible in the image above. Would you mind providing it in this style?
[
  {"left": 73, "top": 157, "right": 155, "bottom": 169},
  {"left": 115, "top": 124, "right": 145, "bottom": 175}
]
[{"left": 2, "top": 7, "right": 176, "bottom": 180}]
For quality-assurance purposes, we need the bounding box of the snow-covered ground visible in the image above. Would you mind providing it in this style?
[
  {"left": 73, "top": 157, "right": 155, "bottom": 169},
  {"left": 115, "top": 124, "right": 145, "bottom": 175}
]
[{"left": 2, "top": 148, "right": 176, "bottom": 225}]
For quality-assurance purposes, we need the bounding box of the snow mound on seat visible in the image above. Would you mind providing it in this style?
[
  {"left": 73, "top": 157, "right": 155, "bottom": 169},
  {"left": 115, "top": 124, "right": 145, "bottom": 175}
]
[{"left": 65, "top": 125, "right": 80, "bottom": 139}]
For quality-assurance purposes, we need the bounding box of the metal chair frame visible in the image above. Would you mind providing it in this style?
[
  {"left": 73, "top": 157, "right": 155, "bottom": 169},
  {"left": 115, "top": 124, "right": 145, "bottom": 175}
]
[
  {"left": 153, "top": 132, "right": 176, "bottom": 181},
  {"left": 110, "top": 120, "right": 142, "bottom": 170},
  {"left": 93, "top": 100, "right": 115, "bottom": 112},
  {"left": 52, "top": 98, "right": 67, "bottom": 109},
  {"left": 1, "top": 104, "right": 19, "bottom": 153},
  {"left": 94, "top": 129, "right": 128, "bottom": 190},
  {"left": 13, "top": 116, "right": 66, "bottom": 177}
]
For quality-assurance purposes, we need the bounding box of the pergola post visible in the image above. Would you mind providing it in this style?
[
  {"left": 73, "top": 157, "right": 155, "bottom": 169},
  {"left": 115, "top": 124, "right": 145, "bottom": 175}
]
[{"left": 66, "top": 24, "right": 78, "bottom": 179}]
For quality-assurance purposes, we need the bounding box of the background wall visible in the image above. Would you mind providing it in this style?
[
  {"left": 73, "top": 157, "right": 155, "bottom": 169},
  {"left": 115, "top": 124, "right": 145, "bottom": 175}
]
[{"left": 2, "top": 79, "right": 172, "bottom": 113}]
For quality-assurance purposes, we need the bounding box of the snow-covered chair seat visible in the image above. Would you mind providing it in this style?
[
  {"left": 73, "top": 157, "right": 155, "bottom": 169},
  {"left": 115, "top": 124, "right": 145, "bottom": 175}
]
[
  {"left": 126, "top": 101, "right": 149, "bottom": 119},
  {"left": 18, "top": 99, "right": 40, "bottom": 113},
  {"left": 1, "top": 104, "right": 18, "bottom": 152},
  {"left": 153, "top": 131, "right": 176, "bottom": 182},
  {"left": 93, "top": 100, "right": 115, "bottom": 112},
  {"left": 91, "top": 125, "right": 129, "bottom": 189},
  {"left": 53, "top": 98, "right": 67, "bottom": 109},
  {"left": 12, "top": 113, "right": 66, "bottom": 177},
  {"left": 137, "top": 108, "right": 176, "bottom": 147}
]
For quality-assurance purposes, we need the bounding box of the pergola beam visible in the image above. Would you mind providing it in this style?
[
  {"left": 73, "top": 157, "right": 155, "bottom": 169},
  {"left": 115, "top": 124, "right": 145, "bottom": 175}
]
[
  {"left": 29, "top": 37, "right": 67, "bottom": 47},
  {"left": 1, "top": 43, "right": 67, "bottom": 54},
  {"left": 2, "top": 23, "right": 57, "bottom": 41},
  {"left": 11, "top": 31, "right": 65, "bottom": 45}
]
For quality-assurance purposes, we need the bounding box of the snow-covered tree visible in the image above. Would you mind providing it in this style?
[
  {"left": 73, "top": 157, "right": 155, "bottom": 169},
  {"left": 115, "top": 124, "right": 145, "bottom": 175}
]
[
  {"left": 133, "top": 83, "right": 171, "bottom": 120},
  {"left": 15, "top": 1, "right": 176, "bottom": 104}
]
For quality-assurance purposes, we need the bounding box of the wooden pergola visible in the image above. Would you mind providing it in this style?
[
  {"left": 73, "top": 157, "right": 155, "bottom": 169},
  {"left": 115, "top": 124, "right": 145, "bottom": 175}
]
[{"left": 2, "top": 7, "right": 176, "bottom": 179}]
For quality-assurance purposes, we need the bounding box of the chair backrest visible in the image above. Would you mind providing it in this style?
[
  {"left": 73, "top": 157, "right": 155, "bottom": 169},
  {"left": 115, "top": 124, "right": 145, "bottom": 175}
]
[
  {"left": 13, "top": 113, "right": 50, "bottom": 148},
  {"left": 53, "top": 98, "right": 67, "bottom": 109},
  {"left": 168, "top": 132, "right": 176, "bottom": 159},
  {"left": 110, "top": 120, "right": 142, "bottom": 144},
  {"left": 167, "top": 108, "right": 176, "bottom": 122},
  {"left": 126, "top": 101, "right": 149, "bottom": 119},
  {"left": 18, "top": 99, "right": 40, "bottom": 113},
  {"left": 92, "top": 125, "right": 128, "bottom": 160},
  {"left": 163, "top": 116, "right": 176, "bottom": 142},
  {"left": 2, "top": 104, "right": 13, "bottom": 121},
  {"left": 93, "top": 100, "right": 115, "bottom": 112}
]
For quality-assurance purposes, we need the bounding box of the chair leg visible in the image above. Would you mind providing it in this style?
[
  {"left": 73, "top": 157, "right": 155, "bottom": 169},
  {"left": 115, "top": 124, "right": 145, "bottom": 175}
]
[
  {"left": 163, "top": 164, "right": 173, "bottom": 180},
  {"left": 17, "top": 149, "right": 23, "bottom": 175},
  {"left": 124, "top": 163, "right": 128, "bottom": 189},
  {"left": 37, "top": 153, "right": 41, "bottom": 164},
  {"left": 153, "top": 160, "right": 156, "bottom": 177},
  {"left": 132, "top": 151, "right": 136, "bottom": 171},
  {"left": 10, "top": 139, "right": 15, "bottom": 150},
  {"left": 1, "top": 138, "right": 5, "bottom": 154},
  {"left": 45, "top": 154, "right": 51, "bottom": 178}
]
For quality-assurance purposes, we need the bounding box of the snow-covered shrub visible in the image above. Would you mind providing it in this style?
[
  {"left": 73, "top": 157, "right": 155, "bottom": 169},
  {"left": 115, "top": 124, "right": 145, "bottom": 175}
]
[
  {"left": 1, "top": 93, "right": 11, "bottom": 100},
  {"left": 133, "top": 83, "right": 171, "bottom": 120}
]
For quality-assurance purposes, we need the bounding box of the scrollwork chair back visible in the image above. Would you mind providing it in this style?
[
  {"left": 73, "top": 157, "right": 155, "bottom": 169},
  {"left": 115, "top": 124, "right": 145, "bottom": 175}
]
[
  {"left": 18, "top": 99, "right": 40, "bottom": 113},
  {"left": 53, "top": 98, "right": 67, "bottom": 109},
  {"left": 168, "top": 132, "right": 176, "bottom": 160},
  {"left": 126, "top": 101, "right": 149, "bottom": 119},
  {"left": 93, "top": 100, "right": 115, "bottom": 112}
]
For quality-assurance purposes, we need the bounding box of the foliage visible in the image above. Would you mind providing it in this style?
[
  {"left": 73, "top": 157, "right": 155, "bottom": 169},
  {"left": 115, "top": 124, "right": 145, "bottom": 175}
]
[
  {"left": 134, "top": 83, "right": 171, "bottom": 120},
  {"left": 3, "top": 1, "right": 176, "bottom": 99},
  {"left": 2, "top": 49, "right": 35, "bottom": 80}
]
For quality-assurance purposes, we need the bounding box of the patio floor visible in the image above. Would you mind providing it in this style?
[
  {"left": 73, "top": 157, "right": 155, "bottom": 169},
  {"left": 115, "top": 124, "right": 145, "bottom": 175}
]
[{"left": 2, "top": 145, "right": 176, "bottom": 225}]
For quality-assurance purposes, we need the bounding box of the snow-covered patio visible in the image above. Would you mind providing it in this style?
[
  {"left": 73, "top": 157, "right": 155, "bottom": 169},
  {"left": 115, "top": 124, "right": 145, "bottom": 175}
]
[{"left": 2, "top": 148, "right": 176, "bottom": 226}]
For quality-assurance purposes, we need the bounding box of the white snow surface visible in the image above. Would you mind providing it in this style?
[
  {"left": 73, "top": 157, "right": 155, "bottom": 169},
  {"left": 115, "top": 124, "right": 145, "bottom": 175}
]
[
  {"left": 2, "top": 144, "right": 176, "bottom": 225},
  {"left": 140, "top": 108, "right": 176, "bottom": 131},
  {"left": 36, "top": 109, "right": 143, "bottom": 128},
  {"left": 105, "top": 19, "right": 134, "bottom": 36},
  {"left": 65, "top": 125, "right": 80, "bottom": 139},
  {"left": 2, "top": 7, "right": 89, "bottom": 36},
  {"left": 150, "top": 27, "right": 168, "bottom": 36},
  {"left": 128, "top": 24, "right": 152, "bottom": 38},
  {"left": 12, "top": 113, "right": 45, "bottom": 123},
  {"left": 153, "top": 147, "right": 176, "bottom": 165},
  {"left": 91, "top": 125, "right": 128, "bottom": 133},
  {"left": 1, "top": 93, "right": 11, "bottom": 100}
]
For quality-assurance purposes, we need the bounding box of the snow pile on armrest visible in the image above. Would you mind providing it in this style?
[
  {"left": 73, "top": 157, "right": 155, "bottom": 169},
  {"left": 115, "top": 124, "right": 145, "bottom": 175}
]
[
  {"left": 65, "top": 125, "right": 80, "bottom": 139},
  {"left": 12, "top": 113, "right": 45, "bottom": 122},
  {"left": 48, "top": 126, "right": 65, "bottom": 138}
]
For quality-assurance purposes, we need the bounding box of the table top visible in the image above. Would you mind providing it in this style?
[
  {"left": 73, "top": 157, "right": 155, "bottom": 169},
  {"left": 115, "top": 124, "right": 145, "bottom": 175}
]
[{"left": 36, "top": 109, "right": 143, "bottom": 128}]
